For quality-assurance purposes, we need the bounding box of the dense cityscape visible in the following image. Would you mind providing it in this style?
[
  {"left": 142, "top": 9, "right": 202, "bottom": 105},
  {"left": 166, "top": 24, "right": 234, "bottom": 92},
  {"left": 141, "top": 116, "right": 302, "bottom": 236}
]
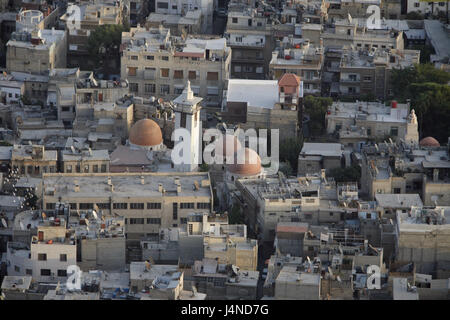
[{"left": 0, "top": 0, "right": 449, "bottom": 303}]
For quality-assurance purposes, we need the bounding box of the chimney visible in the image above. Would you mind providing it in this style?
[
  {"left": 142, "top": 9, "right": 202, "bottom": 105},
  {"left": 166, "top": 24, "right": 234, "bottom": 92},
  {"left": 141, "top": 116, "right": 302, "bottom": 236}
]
[
  {"left": 74, "top": 180, "right": 80, "bottom": 192},
  {"left": 158, "top": 183, "right": 163, "bottom": 193},
  {"left": 107, "top": 177, "right": 112, "bottom": 185},
  {"left": 140, "top": 176, "right": 145, "bottom": 185},
  {"left": 177, "top": 185, "right": 181, "bottom": 194}
]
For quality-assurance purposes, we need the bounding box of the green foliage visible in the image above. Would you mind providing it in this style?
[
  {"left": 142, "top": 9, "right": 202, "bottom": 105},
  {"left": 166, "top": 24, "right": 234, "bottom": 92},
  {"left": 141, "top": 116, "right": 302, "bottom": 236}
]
[
  {"left": 409, "top": 44, "right": 435, "bottom": 64},
  {"left": 390, "top": 64, "right": 450, "bottom": 142},
  {"left": 279, "top": 161, "right": 293, "bottom": 177},
  {"left": 228, "top": 203, "right": 244, "bottom": 225},
  {"left": 406, "top": 12, "right": 424, "bottom": 20},
  {"left": 328, "top": 165, "right": 361, "bottom": 183},
  {"left": 280, "top": 136, "right": 303, "bottom": 173},
  {"left": 199, "top": 163, "right": 209, "bottom": 172},
  {"left": 87, "top": 24, "right": 128, "bottom": 73},
  {"left": 303, "top": 96, "right": 333, "bottom": 136},
  {"left": 0, "top": 141, "right": 12, "bottom": 146}
]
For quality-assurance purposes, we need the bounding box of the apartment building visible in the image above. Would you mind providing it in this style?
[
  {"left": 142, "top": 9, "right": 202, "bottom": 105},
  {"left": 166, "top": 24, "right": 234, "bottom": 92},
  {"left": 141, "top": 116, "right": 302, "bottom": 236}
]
[
  {"left": 6, "top": 221, "right": 76, "bottom": 283},
  {"left": 360, "top": 138, "right": 450, "bottom": 203},
  {"left": 320, "top": 16, "right": 404, "bottom": 50},
  {"left": 41, "top": 172, "right": 213, "bottom": 241},
  {"left": 225, "top": 5, "right": 272, "bottom": 79},
  {"left": 121, "top": 26, "right": 231, "bottom": 109},
  {"left": 146, "top": 10, "right": 203, "bottom": 36},
  {"left": 6, "top": 28, "right": 66, "bottom": 75},
  {"left": 396, "top": 206, "right": 450, "bottom": 278},
  {"left": 406, "top": 0, "right": 450, "bottom": 16},
  {"left": 326, "top": 101, "right": 419, "bottom": 150},
  {"left": 297, "top": 143, "right": 344, "bottom": 175},
  {"left": 62, "top": 147, "right": 110, "bottom": 174},
  {"left": 270, "top": 38, "right": 323, "bottom": 96},
  {"left": 152, "top": 0, "right": 214, "bottom": 33},
  {"left": 11, "top": 144, "right": 57, "bottom": 177},
  {"left": 223, "top": 73, "right": 301, "bottom": 142},
  {"left": 60, "top": 1, "right": 125, "bottom": 70}
]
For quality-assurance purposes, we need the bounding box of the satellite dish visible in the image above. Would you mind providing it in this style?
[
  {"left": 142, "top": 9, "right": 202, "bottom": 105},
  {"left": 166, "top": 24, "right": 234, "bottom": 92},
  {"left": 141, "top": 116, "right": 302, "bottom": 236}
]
[
  {"left": 20, "top": 221, "right": 25, "bottom": 230},
  {"left": 337, "top": 276, "right": 342, "bottom": 283},
  {"left": 92, "top": 210, "right": 98, "bottom": 220},
  {"left": 1, "top": 218, "right": 7, "bottom": 228},
  {"left": 306, "top": 256, "right": 311, "bottom": 263},
  {"left": 231, "top": 265, "right": 240, "bottom": 275}
]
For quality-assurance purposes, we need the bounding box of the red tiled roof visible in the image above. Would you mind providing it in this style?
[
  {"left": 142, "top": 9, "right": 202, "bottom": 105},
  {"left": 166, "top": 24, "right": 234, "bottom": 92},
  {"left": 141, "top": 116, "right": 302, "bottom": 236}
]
[{"left": 278, "top": 73, "right": 301, "bottom": 87}]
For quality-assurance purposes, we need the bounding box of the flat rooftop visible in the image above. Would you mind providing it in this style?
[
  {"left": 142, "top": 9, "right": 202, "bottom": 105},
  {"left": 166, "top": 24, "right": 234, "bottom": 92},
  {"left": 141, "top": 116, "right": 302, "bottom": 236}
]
[
  {"left": 299, "top": 143, "right": 343, "bottom": 158},
  {"left": 227, "top": 79, "right": 279, "bottom": 110},
  {"left": 130, "top": 262, "right": 179, "bottom": 281},
  {"left": 42, "top": 172, "right": 212, "bottom": 199},
  {"left": 375, "top": 194, "right": 423, "bottom": 209},
  {"left": 276, "top": 266, "right": 320, "bottom": 286}
]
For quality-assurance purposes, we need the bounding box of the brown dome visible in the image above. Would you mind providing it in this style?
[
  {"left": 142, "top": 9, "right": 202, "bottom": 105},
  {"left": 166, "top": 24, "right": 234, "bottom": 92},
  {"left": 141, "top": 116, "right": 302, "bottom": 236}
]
[
  {"left": 227, "top": 148, "right": 262, "bottom": 176},
  {"left": 419, "top": 137, "right": 440, "bottom": 147},
  {"left": 129, "top": 119, "right": 163, "bottom": 147},
  {"left": 216, "top": 134, "right": 242, "bottom": 158}
]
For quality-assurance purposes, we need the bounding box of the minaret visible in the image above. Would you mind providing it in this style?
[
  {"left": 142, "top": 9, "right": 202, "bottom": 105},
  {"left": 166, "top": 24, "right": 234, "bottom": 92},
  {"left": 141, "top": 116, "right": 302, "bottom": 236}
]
[
  {"left": 405, "top": 109, "right": 419, "bottom": 146},
  {"left": 173, "top": 81, "right": 202, "bottom": 172}
]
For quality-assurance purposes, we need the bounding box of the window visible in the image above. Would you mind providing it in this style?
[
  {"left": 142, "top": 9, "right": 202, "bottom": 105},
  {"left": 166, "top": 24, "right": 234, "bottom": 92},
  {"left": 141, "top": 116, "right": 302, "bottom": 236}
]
[
  {"left": 62, "top": 106, "right": 70, "bottom": 112},
  {"left": 161, "top": 56, "right": 169, "bottom": 61},
  {"left": 58, "top": 270, "right": 67, "bottom": 277},
  {"left": 145, "top": 83, "right": 156, "bottom": 93},
  {"left": 146, "top": 55, "right": 154, "bottom": 60},
  {"left": 147, "top": 202, "right": 162, "bottom": 209},
  {"left": 128, "top": 67, "right": 137, "bottom": 76},
  {"left": 161, "top": 68, "right": 169, "bottom": 77},
  {"left": 70, "top": 203, "right": 77, "bottom": 210},
  {"left": 439, "top": 2, "right": 444, "bottom": 6},
  {"left": 174, "top": 70, "right": 183, "bottom": 79},
  {"left": 84, "top": 165, "right": 89, "bottom": 173},
  {"left": 173, "top": 203, "right": 178, "bottom": 220},
  {"left": 160, "top": 84, "right": 170, "bottom": 94},
  {"left": 40, "top": 269, "right": 51, "bottom": 276},
  {"left": 180, "top": 203, "right": 194, "bottom": 209},
  {"left": 157, "top": 1, "right": 168, "bottom": 9},
  {"left": 129, "top": 83, "right": 138, "bottom": 92},
  {"left": 14, "top": 265, "right": 20, "bottom": 272},
  {"left": 414, "top": 2, "right": 419, "bottom": 7},
  {"left": 207, "top": 72, "right": 219, "bottom": 81},
  {"left": 188, "top": 71, "right": 197, "bottom": 80},
  {"left": 130, "top": 56, "right": 138, "bottom": 61},
  {"left": 79, "top": 203, "right": 93, "bottom": 210},
  {"left": 235, "top": 36, "right": 242, "bottom": 42},
  {"left": 147, "top": 218, "right": 161, "bottom": 224},
  {"left": 207, "top": 87, "right": 219, "bottom": 96},
  {"left": 26, "top": 269, "right": 32, "bottom": 275},
  {"left": 97, "top": 203, "right": 110, "bottom": 210},
  {"left": 363, "top": 76, "right": 371, "bottom": 81},
  {"left": 390, "top": 126, "right": 398, "bottom": 137},
  {"left": 129, "top": 218, "right": 144, "bottom": 224},
  {"left": 234, "top": 65, "right": 241, "bottom": 72},
  {"left": 60, "top": 254, "right": 67, "bottom": 262},
  {"left": 130, "top": 203, "right": 144, "bottom": 209},
  {"left": 174, "top": 86, "right": 184, "bottom": 94},
  {"left": 180, "top": 218, "right": 187, "bottom": 224},
  {"left": 394, "top": 188, "right": 401, "bottom": 194},
  {"left": 46, "top": 203, "right": 55, "bottom": 210},
  {"left": 113, "top": 203, "right": 128, "bottom": 210},
  {"left": 38, "top": 253, "right": 47, "bottom": 261},
  {"left": 197, "top": 203, "right": 210, "bottom": 209},
  {"left": 232, "top": 17, "right": 238, "bottom": 23},
  {"left": 93, "top": 165, "right": 98, "bottom": 173},
  {"left": 101, "top": 164, "right": 107, "bottom": 172},
  {"left": 256, "top": 67, "right": 263, "bottom": 74}
]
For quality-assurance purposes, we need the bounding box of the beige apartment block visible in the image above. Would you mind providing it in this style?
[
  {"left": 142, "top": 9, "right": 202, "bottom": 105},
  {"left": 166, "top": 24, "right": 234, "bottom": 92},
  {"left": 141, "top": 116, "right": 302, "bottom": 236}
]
[
  {"left": 42, "top": 172, "right": 213, "bottom": 241},
  {"left": 6, "top": 28, "right": 66, "bottom": 75},
  {"left": 121, "top": 26, "right": 230, "bottom": 110},
  {"left": 11, "top": 144, "right": 57, "bottom": 177}
]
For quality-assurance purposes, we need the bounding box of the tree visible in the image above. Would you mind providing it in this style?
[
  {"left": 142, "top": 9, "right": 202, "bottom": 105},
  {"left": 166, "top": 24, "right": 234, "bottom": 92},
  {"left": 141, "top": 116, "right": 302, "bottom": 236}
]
[
  {"left": 228, "top": 203, "right": 244, "bottom": 225},
  {"left": 406, "top": 12, "right": 424, "bottom": 20},
  {"left": 280, "top": 136, "right": 303, "bottom": 173},
  {"left": 328, "top": 165, "right": 361, "bottom": 183},
  {"left": 390, "top": 64, "right": 450, "bottom": 142},
  {"left": 303, "top": 96, "right": 333, "bottom": 136},
  {"left": 87, "top": 24, "right": 129, "bottom": 75}
]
